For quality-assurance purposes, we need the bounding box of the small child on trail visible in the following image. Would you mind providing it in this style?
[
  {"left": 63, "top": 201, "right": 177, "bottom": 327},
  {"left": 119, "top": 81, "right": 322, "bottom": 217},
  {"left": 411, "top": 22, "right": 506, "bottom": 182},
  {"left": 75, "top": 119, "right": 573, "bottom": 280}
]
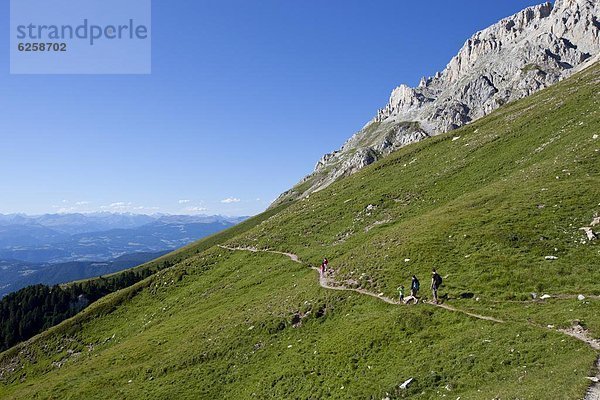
[
  {"left": 397, "top": 285, "right": 405, "bottom": 302},
  {"left": 431, "top": 269, "right": 443, "bottom": 304}
]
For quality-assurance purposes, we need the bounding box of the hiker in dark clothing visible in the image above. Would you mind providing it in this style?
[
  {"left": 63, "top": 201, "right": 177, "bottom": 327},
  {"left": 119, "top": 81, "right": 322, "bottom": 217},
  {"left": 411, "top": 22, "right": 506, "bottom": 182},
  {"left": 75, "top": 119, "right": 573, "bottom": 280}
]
[
  {"left": 431, "top": 269, "right": 443, "bottom": 304},
  {"left": 410, "top": 275, "right": 420, "bottom": 297},
  {"left": 404, "top": 276, "right": 420, "bottom": 304},
  {"left": 323, "top": 258, "right": 329, "bottom": 271}
]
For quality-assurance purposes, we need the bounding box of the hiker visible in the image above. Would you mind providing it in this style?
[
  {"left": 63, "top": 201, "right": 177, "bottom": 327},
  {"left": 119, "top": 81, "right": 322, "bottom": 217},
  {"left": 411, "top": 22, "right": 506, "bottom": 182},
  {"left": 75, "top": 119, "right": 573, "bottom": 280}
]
[
  {"left": 410, "top": 275, "right": 420, "bottom": 297},
  {"left": 320, "top": 262, "right": 325, "bottom": 276},
  {"left": 403, "top": 275, "right": 420, "bottom": 305},
  {"left": 397, "top": 285, "right": 405, "bottom": 302},
  {"left": 431, "top": 269, "right": 443, "bottom": 304},
  {"left": 323, "top": 258, "right": 329, "bottom": 271}
]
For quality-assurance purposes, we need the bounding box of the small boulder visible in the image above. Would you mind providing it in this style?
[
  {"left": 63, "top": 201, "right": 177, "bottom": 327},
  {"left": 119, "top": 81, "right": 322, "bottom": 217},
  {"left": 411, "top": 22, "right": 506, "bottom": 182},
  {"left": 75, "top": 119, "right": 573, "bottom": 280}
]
[
  {"left": 399, "top": 378, "right": 414, "bottom": 389},
  {"left": 545, "top": 256, "right": 558, "bottom": 261},
  {"left": 578, "top": 294, "right": 586, "bottom": 301},
  {"left": 540, "top": 294, "right": 551, "bottom": 300}
]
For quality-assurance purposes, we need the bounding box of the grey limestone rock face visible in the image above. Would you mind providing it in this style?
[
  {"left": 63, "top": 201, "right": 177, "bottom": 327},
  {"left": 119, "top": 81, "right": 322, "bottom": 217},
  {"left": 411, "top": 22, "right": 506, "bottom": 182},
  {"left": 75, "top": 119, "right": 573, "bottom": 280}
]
[{"left": 273, "top": 0, "right": 600, "bottom": 206}]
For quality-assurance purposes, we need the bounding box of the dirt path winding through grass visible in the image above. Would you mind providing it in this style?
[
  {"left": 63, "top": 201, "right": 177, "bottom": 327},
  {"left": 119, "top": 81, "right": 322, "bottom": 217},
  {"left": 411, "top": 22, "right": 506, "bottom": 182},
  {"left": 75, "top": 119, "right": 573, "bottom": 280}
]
[
  {"left": 586, "top": 358, "right": 600, "bottom": 400},
  {"left": 218, "top": 245, "right": 503, "bottom": 321},
  {"left": 218, "top": 245, "right": 600, "bottom": 397}
]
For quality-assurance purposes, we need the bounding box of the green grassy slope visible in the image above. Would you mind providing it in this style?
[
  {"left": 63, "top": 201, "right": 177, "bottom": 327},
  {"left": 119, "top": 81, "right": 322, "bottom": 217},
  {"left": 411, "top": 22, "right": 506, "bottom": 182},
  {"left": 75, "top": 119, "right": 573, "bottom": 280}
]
[
  {"left": 232, "top": 62, "right": 600, "bottom": 304},
  {"left": 0, "top": 63, "right": 598, "bottom": 399},
  {"left": 0, "top": 249, "right": 594, "bottom": 399},
  {"left": 0, "top": 204, "right": 289, "bottom": 362}
]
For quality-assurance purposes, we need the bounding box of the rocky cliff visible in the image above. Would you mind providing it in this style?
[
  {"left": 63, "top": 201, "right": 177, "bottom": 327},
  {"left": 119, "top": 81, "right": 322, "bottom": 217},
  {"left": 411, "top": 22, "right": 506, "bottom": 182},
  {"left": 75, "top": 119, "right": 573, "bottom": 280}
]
[{"left": 273, "top": 0, "right": 600, "bottom": 206}]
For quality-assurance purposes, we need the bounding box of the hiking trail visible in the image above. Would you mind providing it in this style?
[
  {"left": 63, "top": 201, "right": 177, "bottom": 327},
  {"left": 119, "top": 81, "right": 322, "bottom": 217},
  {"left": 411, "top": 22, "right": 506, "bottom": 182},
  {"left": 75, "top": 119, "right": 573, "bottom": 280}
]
[
  {"left": 218, "top": 245, "right": 503, "bottom": 322},
  {"left": 218, "top": 244, "right": 600, "bottom": 398}
]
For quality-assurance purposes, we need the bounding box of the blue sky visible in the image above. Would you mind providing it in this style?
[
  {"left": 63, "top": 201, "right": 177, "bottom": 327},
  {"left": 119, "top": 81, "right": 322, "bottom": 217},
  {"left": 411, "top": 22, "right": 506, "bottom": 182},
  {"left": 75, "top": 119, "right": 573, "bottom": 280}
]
[{"left": 0, "top": 0, "right": 546, "bottom": 216}]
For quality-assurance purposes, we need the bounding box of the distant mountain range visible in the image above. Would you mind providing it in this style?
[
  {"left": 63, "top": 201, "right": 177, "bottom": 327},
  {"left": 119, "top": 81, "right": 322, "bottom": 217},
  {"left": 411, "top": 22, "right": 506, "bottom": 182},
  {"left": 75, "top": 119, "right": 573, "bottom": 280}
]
[{"left": 0, "top": 213, "right": 246, "bottom": 295}]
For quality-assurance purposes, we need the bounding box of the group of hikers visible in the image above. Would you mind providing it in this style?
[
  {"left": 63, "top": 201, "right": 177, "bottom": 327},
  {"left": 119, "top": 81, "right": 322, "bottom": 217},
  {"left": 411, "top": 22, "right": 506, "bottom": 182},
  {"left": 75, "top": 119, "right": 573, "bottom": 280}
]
[
  {"left": 397, "top": 269, "right": 443, "bottom": 304},
  {"left": 319, "top": 257, "right": 443, "bottom": 305}
]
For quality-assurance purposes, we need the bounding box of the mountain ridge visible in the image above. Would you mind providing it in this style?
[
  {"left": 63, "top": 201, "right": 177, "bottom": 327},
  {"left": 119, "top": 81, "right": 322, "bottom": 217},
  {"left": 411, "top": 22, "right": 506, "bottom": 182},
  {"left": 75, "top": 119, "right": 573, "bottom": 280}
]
[{"left": 273, "top": 0, "right": 600, "bottom": 206}]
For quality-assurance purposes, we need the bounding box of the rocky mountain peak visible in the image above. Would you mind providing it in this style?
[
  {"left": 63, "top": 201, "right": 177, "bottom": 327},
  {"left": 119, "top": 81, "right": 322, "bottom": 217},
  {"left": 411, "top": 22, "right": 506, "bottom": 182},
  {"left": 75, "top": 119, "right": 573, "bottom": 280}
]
[
  {"left": 443, "top": 2, "right": 553, "bottom": 84},
  {"left": 272, "top": 0, "right": 600, "bottom": 207}
]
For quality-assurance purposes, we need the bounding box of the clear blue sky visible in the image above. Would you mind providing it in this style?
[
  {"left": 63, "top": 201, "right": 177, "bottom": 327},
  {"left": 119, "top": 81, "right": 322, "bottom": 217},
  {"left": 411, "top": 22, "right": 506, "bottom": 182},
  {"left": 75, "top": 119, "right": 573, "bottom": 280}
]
[{"left": 0, "top": 0, "right": 546, "bottom": 216}]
